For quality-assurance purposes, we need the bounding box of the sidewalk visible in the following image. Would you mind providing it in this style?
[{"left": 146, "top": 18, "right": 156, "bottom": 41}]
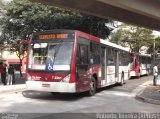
[
  {"left": 0, "top": 73, "right": 26, "bottom": 94},
  {"left": 0, "top": 84, "right": 26, "bottom": 94},
  {"left": 136, "top": 75, "right": 160, "bottom": 105}
]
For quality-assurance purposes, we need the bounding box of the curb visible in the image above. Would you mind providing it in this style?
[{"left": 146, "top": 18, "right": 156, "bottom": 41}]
[
  {"left": 135, "top": 79, "right": 160, "bottom": 105},
  {"left": 0, "top": 84, "right": 26, "bottom": 94},
  {"left": 0, "top": 88, "right": 26, "bottom": 94},
  {"left": 136, "top": 92, "right": 160, "bottom": 105}
]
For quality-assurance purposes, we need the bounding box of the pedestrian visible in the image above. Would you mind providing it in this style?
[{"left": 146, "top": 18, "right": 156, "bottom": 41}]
[
  {"left": 1, "top": 63, "right": 7, "bottom": 85},
  {"left": 12, "top": 66, "right": 16, "bottom": 85},
  {"left": 7, "top": 65, "right": 15, "bottom": 85},
  {"left": 153, "top": 64, "right": 158, "bottom": 86},
  {"left": 0, "top": 62, "right": 3, "bottom": 84}
]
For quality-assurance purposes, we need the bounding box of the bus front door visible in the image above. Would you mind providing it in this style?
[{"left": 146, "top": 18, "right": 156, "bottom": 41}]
[
  {"left": 101, "top": 47, "right": 107, "bottom": 86},
  {"left": 76, "top": 43, "right": 90, "bottom": 92}
]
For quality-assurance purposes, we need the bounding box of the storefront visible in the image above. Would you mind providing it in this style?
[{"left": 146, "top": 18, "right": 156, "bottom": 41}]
[
  {"left": 0, "top": 58, "right": 6, "bottom": 64},
  {"left": 6, "top": 59, "right": 26, "bottom": 73}
]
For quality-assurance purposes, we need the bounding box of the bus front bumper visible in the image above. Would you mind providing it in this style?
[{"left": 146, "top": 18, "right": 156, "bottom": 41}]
[{"left": 26, "top": 81, "right": 76, "bottom": 93}]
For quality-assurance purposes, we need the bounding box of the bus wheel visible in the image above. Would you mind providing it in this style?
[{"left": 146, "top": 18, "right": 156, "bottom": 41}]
[
  {"left": 128, "top": 71, "right": 131, "bottom": 79},
  {"left": 137, "top": 71, "right": 140, "bottom": 78},
  {"left": 120, "top": 73, "right": 124, "bottom": 86},
  {"left": 51, "top": 92, "right": 60, "bottom": 95},
  {"left": 88, "top": 78, "right": 96, "bottom": 96}
]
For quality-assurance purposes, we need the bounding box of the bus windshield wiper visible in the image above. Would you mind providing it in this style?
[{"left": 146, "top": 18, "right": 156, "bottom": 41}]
[
  {"left": 53, "top": 40, "right": 63, "bottom": 60},
  {"left": 51, "top": 40, "right": 63, "bottom": 70}
]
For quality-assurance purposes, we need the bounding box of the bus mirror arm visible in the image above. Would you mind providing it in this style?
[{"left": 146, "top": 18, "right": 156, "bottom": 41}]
[
  {"left": 85, "top": 64, "right": 90, "bottom": 71},
  {"left": 90, "top": 58, "right": 94, "bottom": 64},
  {"left": 76, "top": 68, "right": 80, "bottom": 80}
]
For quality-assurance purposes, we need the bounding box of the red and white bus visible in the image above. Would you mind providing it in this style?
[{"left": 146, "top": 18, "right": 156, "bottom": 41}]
[
  {"left": 24, "top": 30, "right": 131, "bottom": 96},
  {"left": 129, "top": 52, "right": 152, "bottom": 78}
]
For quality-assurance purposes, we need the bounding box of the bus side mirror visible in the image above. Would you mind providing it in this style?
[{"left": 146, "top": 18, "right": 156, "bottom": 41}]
[
  {"left": 19, "top": 45, "right": 24, "bottom": 55},
  {"left": 76, "top": 67, "right": 79, "bottom": 80},
  {"left": 19, "top": 40, "right": 29, "bottom": 55},
  {"left": 90, "top": 58, "right": 93, "bottom": 64},
  {"left": 76, "top": 57, "right": 81, "bottom": 64}
]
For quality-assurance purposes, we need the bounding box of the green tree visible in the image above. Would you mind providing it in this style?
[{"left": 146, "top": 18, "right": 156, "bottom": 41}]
[
  {"left": 147, "top": 37, "right": 160, "bottom": 57},
  {"left": 0, "top": 0, "right": 113, "bottom": 76},
  {"left": 110, "top": 23, "right": 154, "bottom": 53},
  {"left": 0, "top": 0, "right": 112, "bottom": 41},
  {"left": 110, "top": 29, "right": 123, "bottom": 44}
]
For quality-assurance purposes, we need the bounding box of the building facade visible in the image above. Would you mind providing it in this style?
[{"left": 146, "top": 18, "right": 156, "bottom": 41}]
[{"left": 0, "top": 49, "right": 26, "bottom": 73}]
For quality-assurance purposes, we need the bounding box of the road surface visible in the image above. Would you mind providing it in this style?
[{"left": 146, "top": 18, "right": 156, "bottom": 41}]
[{"left": 0, "top": 75, "right": 159, "bottom": 119}]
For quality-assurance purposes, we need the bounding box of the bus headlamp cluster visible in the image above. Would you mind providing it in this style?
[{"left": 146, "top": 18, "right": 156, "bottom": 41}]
[
  {"left": 28, "top": 76, "right": 36, "bottom": 81},
  {"left": 27, "top": 73, "right": 32, "bottom": 81},
  {"left": 28, "top": 76, "right": 32, "bottom": 81},
  {"left": 27, "top": 75, "right": 36, "bottom": 81},
  {"left": 60, "top": 74, "right": 70, "bottom": 83}
]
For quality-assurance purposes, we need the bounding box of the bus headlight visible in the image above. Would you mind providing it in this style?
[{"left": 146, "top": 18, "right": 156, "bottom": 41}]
[
  {"left": 61, "top": 74, "right": 70, "bottom": 83},
  {"left": 28, "top": 75, "right": 35, "bottom": 81},
  {"left": 28, "top": 76, "right": 32, "bottom": 81}
]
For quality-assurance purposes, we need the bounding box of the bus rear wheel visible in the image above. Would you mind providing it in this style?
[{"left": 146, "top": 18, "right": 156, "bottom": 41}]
[
  {"left": 87, "top": 78, "right": 96, "bottom": 96},
  {"left": 51, "top": 92, "right": 60, "bottom": 95},
  {"left": 137, "top": 70, "right": 141, "bottom": 78}
]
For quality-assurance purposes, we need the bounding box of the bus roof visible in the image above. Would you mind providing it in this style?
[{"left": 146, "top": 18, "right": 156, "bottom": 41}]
[
  {"left": 139, "top": 54, "right": 151, "bottom": 57},
  {"left": 34, "top": 29, "right": 75, "bottom": 34},
  {"left": 75, "top": 30, "right": 130, "bottom": 52},
  {"left": 100, "top": 39, "right": 130, "bottom": 52},
  {"left": 33, "top": 29, "right": 130, "bottom": 52}
]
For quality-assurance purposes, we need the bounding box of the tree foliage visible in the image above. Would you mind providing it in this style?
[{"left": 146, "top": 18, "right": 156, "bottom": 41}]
[
  {"left": 110, "top": 23, "right": 159, "bottom": 54},
  {"left": 0, "top": 0, "right": 113, "bottom": 76},
  {"left": 147, "top": 37, "right": 160, "bottom": 56},
  {"left": 0, "top": 0, "right": 112, "bottom": 43}
]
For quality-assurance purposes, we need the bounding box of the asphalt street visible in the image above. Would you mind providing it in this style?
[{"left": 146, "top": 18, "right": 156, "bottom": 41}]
[{"left": 0, "top": 75, "right": 160, "bottom": 119}]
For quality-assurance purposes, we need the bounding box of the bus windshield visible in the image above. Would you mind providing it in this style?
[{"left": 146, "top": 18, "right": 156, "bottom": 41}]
[{"left": 28, "top": 42, "right": 73, "bottom": 71}]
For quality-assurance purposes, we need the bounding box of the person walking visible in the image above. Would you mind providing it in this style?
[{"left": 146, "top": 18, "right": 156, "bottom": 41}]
[
  {"left": 0, "top": 62, "right": 3, "bottom": 85},
  {"left": 7, "top": 65, "right": 15, "bottom": 85},
  {"left": 1, "top": 64, "right": 7, "bottom": 85},
  {"left": 153, "top": 64, "right": 158, "bottom": 86},
  {"left": 12, "top": 66, "right": 16, "bottom": 85}
]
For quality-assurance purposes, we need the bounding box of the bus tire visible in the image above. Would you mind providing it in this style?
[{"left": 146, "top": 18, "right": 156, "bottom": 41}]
[
  {"left": 51, "top": 92, "right": 60, "bottom": 95},
  {"left": 120, "top": 73, "right": 124, "bottom": 86},
  {"left": 128, "top": 70, "right": 131, "bottom": 79},
  {"left": 87, "top": 78, "right": 96, "bottom": 96},
  {"left": 146, "top": 69, "right": 149, "bottom": 76},
  {"left": 137, "top": 70, "right": 140, "bottom": 78}
]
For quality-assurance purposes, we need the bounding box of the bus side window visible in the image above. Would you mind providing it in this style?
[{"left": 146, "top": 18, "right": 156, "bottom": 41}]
[
  {"left": 76, "top": 44, "right": 89, "bottom": 64},
  {"left": 80, "top": 44, "right": 88, "bottom": 64},
  {"left": 76, "top": 44, "right": 81, "bottom": 64},
  {"left": 119, "top": 51, "right": 122, "bottom": 65},
  {"left": 90, "top": 42, "right": 100, "bottom": 64},
  {"left": 106, "top": 47, "right": 115, "bottom": 65}
]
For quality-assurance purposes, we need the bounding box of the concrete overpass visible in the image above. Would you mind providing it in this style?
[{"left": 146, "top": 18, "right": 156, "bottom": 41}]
[{"left": 31, "top": 0, "right": 160, "bottom": 31}]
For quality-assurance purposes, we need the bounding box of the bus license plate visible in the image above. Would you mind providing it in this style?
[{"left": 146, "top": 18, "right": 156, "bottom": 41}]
[{"left": 42, "top": 84, "right": 50, "bottom": 88}]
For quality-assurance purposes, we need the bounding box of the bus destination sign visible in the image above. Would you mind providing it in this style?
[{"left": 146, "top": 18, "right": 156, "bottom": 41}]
[{"left": 39, "top": 33, "right": 69, "bottom": 40}]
